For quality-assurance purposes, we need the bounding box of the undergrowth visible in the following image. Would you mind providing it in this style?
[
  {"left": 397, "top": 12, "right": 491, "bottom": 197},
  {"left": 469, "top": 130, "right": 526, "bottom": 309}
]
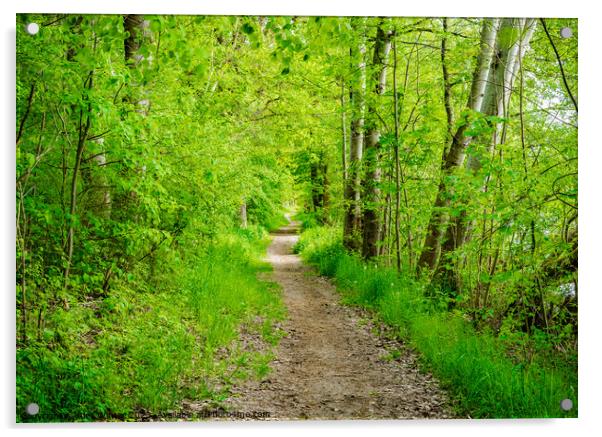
[
  {"left": 295, "top": 226, "right": 578, "bottom": 419},
  {"left": 16, "top": 225, "right": 285, "bottom": 422}
]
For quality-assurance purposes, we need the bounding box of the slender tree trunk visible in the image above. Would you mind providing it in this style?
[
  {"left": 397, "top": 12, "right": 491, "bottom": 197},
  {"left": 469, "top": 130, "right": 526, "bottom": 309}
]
[
  {"left": 321, "top": 161, "right": 330, "bottom": 216},
  {"left": 341, "top": 80, "right": 348, "bottom": 183},
  {"left": 385, "top": 174, "right": 393, "bottom": 262},
  {"left": 310, "top": 158, "right": 329, "bottom": 220},
  {"left": 310, "top": 161, "right": 320, "bottom": 212},
  {"left": 361, "top": 19, "right": 393, "bottom": 259},
  {"left": 64, "top": 70, "right": 94, "bottom": 282},
  {"left": 240, "top": 200, "right": 248, "bottom": 228},
  {"left": 343, "top": 18, "right": 367, "bottom": 251},
  {"left": 124, "top": 15, "right": 151, "bottom": 113},
  {"left": 539, "top": 18, "right": 578, "bottom": 113},
  {"left": 380, "top": 164, "right": 392, "bottom": 259},
  {"left": 392, "top": 39, "right": 402, "bottom": 272},
  {"left": 440, "top": 18, "right": 454, "bottom": 142},
  {"left": 18, "top": 188, "right": 28, "bottom": 345},
  {"left": 16, "top": 82, "right": 35, "bottom": 147},
  {"left": 398, "top": 37, "right": 416, "bottom": 271}
]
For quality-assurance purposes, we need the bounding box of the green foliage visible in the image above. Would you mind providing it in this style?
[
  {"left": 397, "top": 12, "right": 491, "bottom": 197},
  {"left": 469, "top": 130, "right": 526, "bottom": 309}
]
[
  {"left": 17, "top": 231, "right": 285, "bottom": 422},
  {"left": 292, "top": 211, "right": 322, "bottom": 231},
  {"left": 16, "top": 13, "right": 578, "bottom": 421},
  {"left": 298, "top": 227, "right": 577, "bottom": 418}
]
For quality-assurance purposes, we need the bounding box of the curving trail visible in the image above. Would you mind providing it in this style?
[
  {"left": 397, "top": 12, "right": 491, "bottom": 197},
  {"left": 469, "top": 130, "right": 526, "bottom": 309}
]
[{"left": 225, "top": 218, "right": 453, "bottom": 420}]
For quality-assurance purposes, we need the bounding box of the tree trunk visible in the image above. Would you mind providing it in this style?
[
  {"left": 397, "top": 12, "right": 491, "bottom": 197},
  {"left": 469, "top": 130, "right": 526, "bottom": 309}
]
[
  {"left": 124, "top": 14, "right": 151, "bottom": 113},
  {"left": 321, "top": 161, "right": 330, "bottom": 217},
  {"left": 310, "top": 161, "right": 320, "bottom": 212},
  {"left": 417, "top": 18, "right": 500, "bottom": 272},
  {"left": 461, "top": 18, "right": 535, "bottom": 226},
  {"left": 343, "top": 18, "right": 367, "bottom": 252},
  {"left": 428, "top": 19, "right": 536, "bottom": 301},
  {"left": 116, "top": 14, "right": 152, "bottom": 284},
  {"left": 310, "top": 158, "right": 329, "bottom": 221},
  {"left": 392, "top": 39, "right": 402, "bottom": 272},
  {"left": 64, "top": 71, "right": 93, "bottom": 281},
  {"left": 465, "top": 19, "right": 536, "bottom": 175},
  {"left": 361, "top": 19, "right": 393, "bottom": 259},
  {"left": 240, "top": 200, "right": 248, "bottom": 228},
  {"left": 341, "top": 80, "right": 348, "bottom": 184}
]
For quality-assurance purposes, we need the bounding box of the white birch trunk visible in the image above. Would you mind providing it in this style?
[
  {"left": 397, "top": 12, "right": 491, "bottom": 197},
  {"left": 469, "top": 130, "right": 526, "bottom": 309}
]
[
  {"left": 343, "top": 18, "right": 367, "bottom": 251},
  {"left": 465, "top": 18, "right": 537, "bottom": 173},
  {"left": 418, "top": 18, "right": 500, "bottom": 270}
]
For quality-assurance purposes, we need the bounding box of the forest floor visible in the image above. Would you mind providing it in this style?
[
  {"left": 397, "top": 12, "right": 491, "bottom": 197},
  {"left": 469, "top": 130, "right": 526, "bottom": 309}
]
[{"left": 221, "top": 217, "right": 454, "bottom": 420}]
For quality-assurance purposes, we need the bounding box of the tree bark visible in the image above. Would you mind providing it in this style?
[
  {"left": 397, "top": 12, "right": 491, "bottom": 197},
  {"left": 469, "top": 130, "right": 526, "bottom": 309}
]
[
  {"left": 240, "top": 200, "right": 248, "bottom": 228},
  {"left": 124, "top": 15, "right": 145, "bottom": 65},
  {"left": 361, "top": 19, "right": 393, "bottom": 259},
  {"left": 341, "top": 80, "right": 348, "bottom": 183},
  {"left": 392, "top": 38, "right": 402, "bottom": 272},
  {"left": 124, "top": 14, "right": 151, "bottom": 113},
  {"left": 418, "top": 18, "right": 500, "bottom": 272},
  {"left": 445, "top": 19, "right": 536, "bottom": 253},
  {"left": 465, "top": 19, "right": 536, "bottom": 174},
  {"left": 343, "top": 18, "right": 367, "bottom": 252}
]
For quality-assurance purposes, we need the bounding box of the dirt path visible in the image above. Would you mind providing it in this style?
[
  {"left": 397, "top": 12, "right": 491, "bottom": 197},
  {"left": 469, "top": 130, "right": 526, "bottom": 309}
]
[{"left": 225, "top": 219, "right": 452, "bottom": 420}]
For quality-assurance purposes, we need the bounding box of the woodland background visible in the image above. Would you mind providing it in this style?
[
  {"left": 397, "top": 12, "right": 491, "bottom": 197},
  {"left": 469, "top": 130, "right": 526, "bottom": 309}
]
[{"left": 16, "top": 14, "right": 577, "bottom": 420}]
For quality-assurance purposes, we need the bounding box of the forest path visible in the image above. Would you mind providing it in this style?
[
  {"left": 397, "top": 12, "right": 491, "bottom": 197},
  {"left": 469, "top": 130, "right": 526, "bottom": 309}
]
[{"left": 225, "top": 217, "right": 453, "bottom": 420}]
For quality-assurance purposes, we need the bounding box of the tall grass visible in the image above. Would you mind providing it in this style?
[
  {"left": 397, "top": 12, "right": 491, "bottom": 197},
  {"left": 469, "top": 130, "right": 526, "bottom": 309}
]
[
  {"left": 296, "top": 226, "right": 577, "bottom": 418},
  {"left": 16, "top": 226, "right": 285, "bottom": 422}
]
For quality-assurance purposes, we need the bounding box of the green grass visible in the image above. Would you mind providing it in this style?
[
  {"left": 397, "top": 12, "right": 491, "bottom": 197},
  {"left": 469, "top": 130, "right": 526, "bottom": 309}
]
[
  {"left": 296, "top": 226, "right": 578, "bottom": 418},
  {"left": 292, "top": 211, "right": 320, "bottom": 230},
  {"left": 16, "top": 226, "right": 285, "bottom": 422}
]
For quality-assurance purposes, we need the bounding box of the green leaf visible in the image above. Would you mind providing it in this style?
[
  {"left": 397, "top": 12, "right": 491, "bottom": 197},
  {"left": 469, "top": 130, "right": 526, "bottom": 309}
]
[{"left": 241, "top": 22, "right": 255, "bottom": 35}]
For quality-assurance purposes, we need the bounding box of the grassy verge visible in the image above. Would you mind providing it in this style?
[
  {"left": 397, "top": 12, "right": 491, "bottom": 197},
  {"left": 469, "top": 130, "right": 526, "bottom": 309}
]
[
  {"left": 295, "top": 226, "right": 577, "bottom": 418},
  {"left": 16, "top": 226, "right": 285, "bottom": 422}
]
